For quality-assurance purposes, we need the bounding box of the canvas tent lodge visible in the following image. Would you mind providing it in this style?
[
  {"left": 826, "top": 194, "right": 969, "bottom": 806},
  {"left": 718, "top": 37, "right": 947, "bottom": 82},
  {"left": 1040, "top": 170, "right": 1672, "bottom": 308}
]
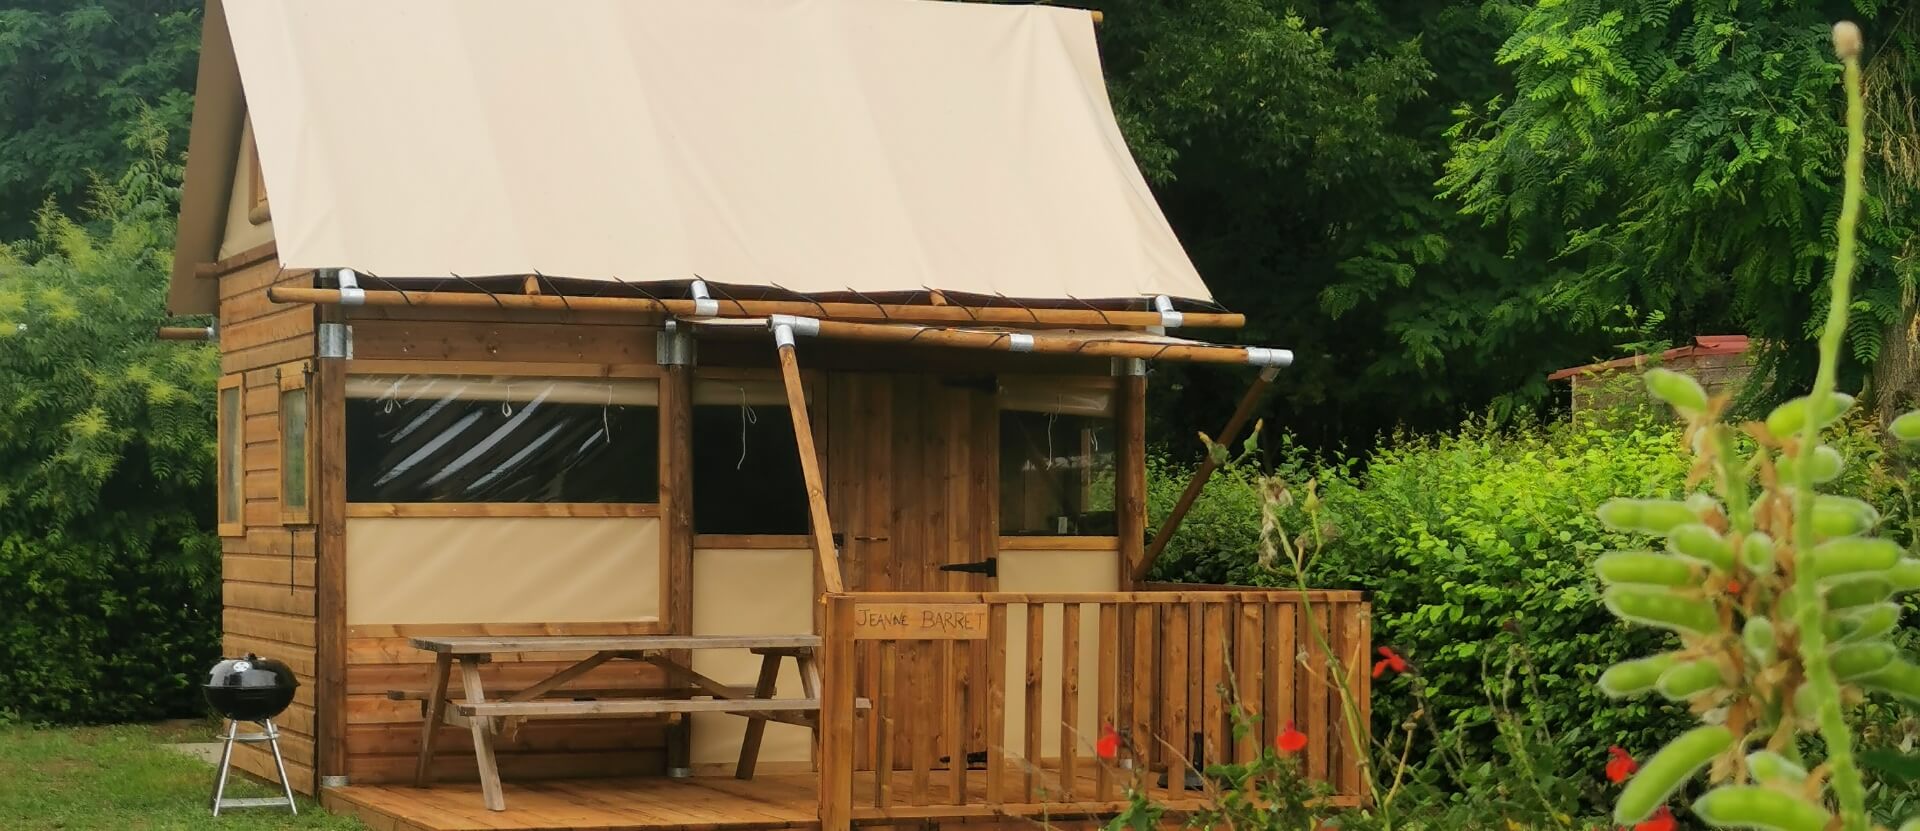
[{"left": 168, "top": 1, "right": 1370, "bottom": 829}]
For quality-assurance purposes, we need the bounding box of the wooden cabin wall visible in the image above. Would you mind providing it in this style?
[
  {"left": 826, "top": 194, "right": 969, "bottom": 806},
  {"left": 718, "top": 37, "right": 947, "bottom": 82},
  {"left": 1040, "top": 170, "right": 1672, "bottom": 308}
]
[
  {"left": 213, "top": 246, "right": 321, "bottom": 791},
  {"left": 335, "top": 306, "right": 678, "bottom": 784}
]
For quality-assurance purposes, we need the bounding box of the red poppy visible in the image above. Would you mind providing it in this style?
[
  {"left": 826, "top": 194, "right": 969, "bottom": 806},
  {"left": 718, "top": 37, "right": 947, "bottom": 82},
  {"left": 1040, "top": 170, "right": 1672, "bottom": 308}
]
[
  {"left": 1605, "top": 746, "right": 1638, "bottom": 784},
  {"left": 1095, "top": 723, "right": 1120, "bottom": 760},
  {"left": 1633, "top": 805, "right": 1675, "bottom": 831},
  {"left": 1275, "top": 721, "right": 1308, "bottom": 754},
  {"left": 1372, "top": 646, "right": 1408, "bottom": 678}
]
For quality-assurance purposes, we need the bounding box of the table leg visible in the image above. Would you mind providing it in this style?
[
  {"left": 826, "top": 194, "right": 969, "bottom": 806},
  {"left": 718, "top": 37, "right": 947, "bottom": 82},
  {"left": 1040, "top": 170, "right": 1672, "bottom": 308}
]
[
  {"left": 734, "top": 651, "right": 785, "bottom": 779},
  {"left": 459, "top": 657, "right": 507, "bottom": 811},
  {"left": 414, "top": 653, "right": 453, "bottom": 787}
]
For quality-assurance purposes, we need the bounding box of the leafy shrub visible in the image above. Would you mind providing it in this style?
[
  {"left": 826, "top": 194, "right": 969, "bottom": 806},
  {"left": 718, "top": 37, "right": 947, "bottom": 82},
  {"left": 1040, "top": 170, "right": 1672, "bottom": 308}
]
[
  {"left": 1146, "top": 405, "right": 1920, "bottom": 773},
  {"left": 0, "top": 150, "right": 221, "bottom": 723}
]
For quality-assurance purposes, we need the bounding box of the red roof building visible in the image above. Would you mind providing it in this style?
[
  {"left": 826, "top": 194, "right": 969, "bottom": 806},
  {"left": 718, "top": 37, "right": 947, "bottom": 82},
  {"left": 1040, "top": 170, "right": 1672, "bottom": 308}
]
[{"left": 1549, "top": 336, "right": 1753, "bottom": 413}]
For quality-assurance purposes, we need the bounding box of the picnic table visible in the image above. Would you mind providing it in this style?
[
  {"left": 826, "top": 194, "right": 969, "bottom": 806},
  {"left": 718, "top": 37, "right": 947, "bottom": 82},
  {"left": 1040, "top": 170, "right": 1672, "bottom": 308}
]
[{"left": 401, "top": 634, "right": 826, "bottom": 811}]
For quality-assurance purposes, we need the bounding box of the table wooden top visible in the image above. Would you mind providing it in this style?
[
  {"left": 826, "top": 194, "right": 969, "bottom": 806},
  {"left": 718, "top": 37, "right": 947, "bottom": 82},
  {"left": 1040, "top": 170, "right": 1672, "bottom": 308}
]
[{"left": 407, "top": 633, "right": 821, "bottom": 655}]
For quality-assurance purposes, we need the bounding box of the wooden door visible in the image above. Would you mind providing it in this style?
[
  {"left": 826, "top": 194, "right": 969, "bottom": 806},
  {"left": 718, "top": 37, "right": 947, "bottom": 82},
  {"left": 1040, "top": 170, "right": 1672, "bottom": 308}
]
[{"left": 827, "top": 373, "right": 998, "bottom": 771}]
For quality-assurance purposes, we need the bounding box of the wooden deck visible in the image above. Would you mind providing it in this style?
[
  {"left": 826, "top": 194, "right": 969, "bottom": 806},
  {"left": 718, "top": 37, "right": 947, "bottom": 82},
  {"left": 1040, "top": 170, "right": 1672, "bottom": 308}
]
[{"left": 322, "top": 770, "right": 1213, "bottom": 831}]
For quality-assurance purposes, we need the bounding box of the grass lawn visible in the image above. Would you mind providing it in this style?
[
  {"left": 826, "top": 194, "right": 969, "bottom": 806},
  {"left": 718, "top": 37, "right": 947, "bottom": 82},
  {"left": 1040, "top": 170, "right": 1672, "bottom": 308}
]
[{"left": 0, "top": 721, "right": 364, "bottom": 830}]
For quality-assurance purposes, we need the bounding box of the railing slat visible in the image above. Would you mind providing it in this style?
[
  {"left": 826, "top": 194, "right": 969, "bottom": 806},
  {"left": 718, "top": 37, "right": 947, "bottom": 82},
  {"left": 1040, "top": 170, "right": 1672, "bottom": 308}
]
[
  {"left": 946, "top": 639, "right": 967, "bottom": 805},
  {"left": 1162, "top": 602, "right": 1191, "bottom": 794},
  {"left": 1024, "top": 603, "right": 1045, "bottom": 802},
  {"left": 1235, "top": 600, "right": 1262, "bottom": 762},
  {"left": 1300, "top": 601, "right": 1330, "bottom": 781},
  {"left": 1059, "top": 603, "right": 1081, "bottom": 801},
  {"left": 875, "top": 643, "right": 895, "bottom": 807},
  {"left": 1201, "top": 602, "right": 1226, "bottom": 767},
  {"left": 1186, "top": 600, "right": 1203, "bottom": 776},
  {"left": 1095, "top": 602, "right": 1119, "bottom": 801},
  {"left": 1337, "top": 601, "right": 1366, "bottom": 798},
  {"left": 912, "top": 647, "right": 931, "bottom": 804},
  {"left": 985, "top": 604, "right": 1008, "bottom": 805},
  {"left": 1129, "top": 603, "right": 1155, "bottom": 791},
  {"left": 1269, "top": 601, "right": 1295, "bottom": 757}
]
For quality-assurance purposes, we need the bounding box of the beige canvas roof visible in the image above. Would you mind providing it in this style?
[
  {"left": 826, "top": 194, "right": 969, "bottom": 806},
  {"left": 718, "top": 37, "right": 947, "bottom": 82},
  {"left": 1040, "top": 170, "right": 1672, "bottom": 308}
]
[{"left": 168, "top": 0, "right": 1213, "bottom": 315}]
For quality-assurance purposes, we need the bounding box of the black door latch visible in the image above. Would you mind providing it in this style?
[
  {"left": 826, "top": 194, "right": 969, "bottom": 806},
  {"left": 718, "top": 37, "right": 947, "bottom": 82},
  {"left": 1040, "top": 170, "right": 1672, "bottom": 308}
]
[{"left": 938, "top": 558, "right": 998, "bottom": 578}]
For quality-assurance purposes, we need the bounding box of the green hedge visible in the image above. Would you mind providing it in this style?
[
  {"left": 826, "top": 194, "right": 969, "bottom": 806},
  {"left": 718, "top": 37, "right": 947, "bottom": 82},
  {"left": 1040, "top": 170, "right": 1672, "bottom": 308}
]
[
  {"left": 0, "top": 177, "right": 221, "bottom": 723},
  {"left": 1146, "top": 406, "right": 1920, "bottom": 759}
]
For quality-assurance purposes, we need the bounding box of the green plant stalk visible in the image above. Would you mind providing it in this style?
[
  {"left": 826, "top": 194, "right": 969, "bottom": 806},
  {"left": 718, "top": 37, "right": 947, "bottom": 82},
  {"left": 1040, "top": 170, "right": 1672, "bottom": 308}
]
[
  {"left": 1788, "top": 36, "right": 1869, "bottom": 831},
  {"left": 1713, "top": 427, "right": 1754, "bottom": 534}
]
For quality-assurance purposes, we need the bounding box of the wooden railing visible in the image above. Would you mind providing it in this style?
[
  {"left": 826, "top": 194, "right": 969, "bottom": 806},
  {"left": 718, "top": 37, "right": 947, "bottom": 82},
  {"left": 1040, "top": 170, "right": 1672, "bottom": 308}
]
[{"left": 817, "top": 590, "right": 1371, "bottom": 828}]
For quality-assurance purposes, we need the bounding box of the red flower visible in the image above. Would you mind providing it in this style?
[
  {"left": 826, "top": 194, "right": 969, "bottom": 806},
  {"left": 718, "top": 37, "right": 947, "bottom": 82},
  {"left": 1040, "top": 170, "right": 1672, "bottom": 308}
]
[
  {"left": 1605, "top": 746, "right": 1638, "bottom": 784},
  {"left": 1275, "top": 721, "right": 1308, "bottom": 754},
  {"left": 1726, "top": 578, "right": 1744, "bottom": 594},
  {"left": 1633, "top": 805, "right": 1675, "bottom": 831},
  {"left": 1372, "top": 646, "right": 1408, "bottom": 678},
  {"left": 1095, "top": 723, "right": 1120, "bottom": 760}
]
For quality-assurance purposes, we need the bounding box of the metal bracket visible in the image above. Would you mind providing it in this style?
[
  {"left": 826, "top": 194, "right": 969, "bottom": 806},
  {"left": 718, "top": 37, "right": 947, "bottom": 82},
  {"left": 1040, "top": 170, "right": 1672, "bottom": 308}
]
[
  {"left": 1007, "top": 333, "right": 1035, "bottom": 352},
  {"left": 336, "top": 268, "right": 365, "bottom": 306},
  {"left": 1152, "top": 295, "right": 1183, "bottom": 329},
  {"left": 1245, "top": 347, "right": 1293, "bottom": 368},
  {"left": 319, "top": 775, "right": 349, "bottom": 789},
  {"left": 1112, "top": 357, "right": 1146, "bottom": 377},
  {"left": 767, "top": 314, "right": 820, "bottom": 337},
  {"left": 656, "top": 319, "right": 696, "bottom": 366},
  {"left": 318, "top": 323, "right": 354, "bottom": 359},
  {"left": 689, "top": 280, "right": 719, "bottom": 317}
]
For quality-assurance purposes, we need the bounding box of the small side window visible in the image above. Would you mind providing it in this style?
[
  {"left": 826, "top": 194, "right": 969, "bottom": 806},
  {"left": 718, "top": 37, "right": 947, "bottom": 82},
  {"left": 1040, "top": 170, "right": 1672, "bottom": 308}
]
[
  {"left": 997, "top": 382, "right": 1117, "bottom": 536},
  {"left": 217, "top": 374, "right": 245, "bottom": 536},
  {"left": 279, "top": 363, "right": 313, "bottom": 524}
]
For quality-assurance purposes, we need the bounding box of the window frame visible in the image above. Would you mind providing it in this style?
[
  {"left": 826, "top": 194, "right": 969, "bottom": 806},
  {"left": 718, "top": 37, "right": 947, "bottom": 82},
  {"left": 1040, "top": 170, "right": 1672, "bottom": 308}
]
[
  {"left": 217, "top": 373, "right": 245, "bottom": 537},
  {"left": 278, "top": 361, "right": 315, "bottom": 526}
]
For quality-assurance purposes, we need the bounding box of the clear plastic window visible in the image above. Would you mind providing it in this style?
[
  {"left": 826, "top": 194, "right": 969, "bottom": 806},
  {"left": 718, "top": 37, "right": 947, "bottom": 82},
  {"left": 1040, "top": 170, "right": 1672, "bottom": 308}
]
[
  {"left": 998, "top": 409, "right": 1116, "bottom": 536},
  {"left": 345, "top": 375, "right": 659, "bottom": 503}
]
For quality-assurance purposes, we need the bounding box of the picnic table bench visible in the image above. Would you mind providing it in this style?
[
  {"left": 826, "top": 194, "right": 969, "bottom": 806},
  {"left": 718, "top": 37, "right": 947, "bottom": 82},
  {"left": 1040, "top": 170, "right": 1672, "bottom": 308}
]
[{"left": 404, "top": 633, "right": 833, "bottom": 811}]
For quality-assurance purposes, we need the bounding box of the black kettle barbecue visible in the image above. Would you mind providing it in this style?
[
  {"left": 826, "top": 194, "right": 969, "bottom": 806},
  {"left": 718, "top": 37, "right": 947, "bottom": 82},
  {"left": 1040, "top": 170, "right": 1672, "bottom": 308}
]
[{"left": 203, "top": 653, "right": 300, "bottom": 816}]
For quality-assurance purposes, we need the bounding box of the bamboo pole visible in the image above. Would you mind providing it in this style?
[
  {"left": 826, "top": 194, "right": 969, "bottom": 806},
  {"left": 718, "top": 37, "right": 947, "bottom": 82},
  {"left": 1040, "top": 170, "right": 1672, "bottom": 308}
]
[
  {"left": 775, "top": 326, "right": 846, "bottom": 594},
  {"left": 1132, "top": 367, "right": 1279, "bottom": 582},
  {"left": 265, "top": 286, "right": 1246, "bottom": 330},
  {"left": 795, "top": 317, "right": 1291, "bottom": 368}
]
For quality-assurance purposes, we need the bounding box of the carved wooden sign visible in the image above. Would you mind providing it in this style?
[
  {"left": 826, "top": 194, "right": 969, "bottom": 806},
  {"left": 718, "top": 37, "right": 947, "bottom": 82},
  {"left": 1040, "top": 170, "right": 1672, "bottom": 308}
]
[{"left": 851, "top": 602, "right": 990, "bottom": 640}]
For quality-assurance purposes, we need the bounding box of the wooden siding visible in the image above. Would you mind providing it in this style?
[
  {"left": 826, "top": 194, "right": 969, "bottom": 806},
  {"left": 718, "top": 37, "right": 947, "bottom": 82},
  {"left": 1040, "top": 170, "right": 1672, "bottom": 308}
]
[{"left": 216, "top": 252, "right": 320, "bottom": 791}]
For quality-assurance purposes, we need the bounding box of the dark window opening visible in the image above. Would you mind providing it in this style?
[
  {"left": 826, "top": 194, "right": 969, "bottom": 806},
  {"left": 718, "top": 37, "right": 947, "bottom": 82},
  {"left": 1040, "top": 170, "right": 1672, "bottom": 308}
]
[
  {"left": 345, "top": 375, "right": 659, "bottom": 503},
  {"left": 692, "top": 398, "right": 809, "bottom": 535}
]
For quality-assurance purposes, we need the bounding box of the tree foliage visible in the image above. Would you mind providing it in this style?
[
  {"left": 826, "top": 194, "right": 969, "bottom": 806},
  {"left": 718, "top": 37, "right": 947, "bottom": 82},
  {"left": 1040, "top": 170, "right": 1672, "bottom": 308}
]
[
  {"left": 1441, "top": 0, "right": 1920, "bottom": 409},
  {"left": 0, "top": 0, "right": 200, "bottom": 239},
  {"left": 0, "top": 137, "right": 220, "bottom": 722}
]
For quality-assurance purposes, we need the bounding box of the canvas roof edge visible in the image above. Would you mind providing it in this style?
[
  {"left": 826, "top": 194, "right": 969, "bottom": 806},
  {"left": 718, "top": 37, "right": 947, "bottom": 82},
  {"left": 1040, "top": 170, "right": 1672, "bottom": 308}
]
[{"left": 168, "top": 0, "right": 242, "bottom": 316}]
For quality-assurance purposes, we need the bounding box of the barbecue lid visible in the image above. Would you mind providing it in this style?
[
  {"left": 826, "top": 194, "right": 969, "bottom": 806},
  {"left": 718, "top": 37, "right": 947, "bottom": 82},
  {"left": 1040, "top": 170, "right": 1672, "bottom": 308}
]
[{"left": 205, "top": 653, "right": 300, "bottom": 689}]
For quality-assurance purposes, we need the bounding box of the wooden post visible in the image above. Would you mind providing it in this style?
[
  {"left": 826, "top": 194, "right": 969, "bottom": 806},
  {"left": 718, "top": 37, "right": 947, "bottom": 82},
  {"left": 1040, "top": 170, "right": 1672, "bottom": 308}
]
[
  {"left": 775, "top": 335, "right": 846, "bottom": 593},
  {"left": 1133, "top": 367, "right": 1279, "bottom": 582},
  {"left": 662, "top": 358, "right": 696, "bottom": 772},
  {"left": 819, "top": 595, "right": 856, "bottom": 831},
  {"left": 313, "top": 305, "right": 349, "bottom": 786},
  {"left": 1116, "top": 368, "right": 1148, "bottom": 587}
]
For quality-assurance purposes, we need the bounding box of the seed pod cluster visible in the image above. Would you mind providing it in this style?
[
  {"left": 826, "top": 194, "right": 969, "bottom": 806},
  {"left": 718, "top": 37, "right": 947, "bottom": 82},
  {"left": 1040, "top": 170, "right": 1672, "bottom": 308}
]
[{"left": 1591, "top": 371, "right": 1920, "bottom": 829}]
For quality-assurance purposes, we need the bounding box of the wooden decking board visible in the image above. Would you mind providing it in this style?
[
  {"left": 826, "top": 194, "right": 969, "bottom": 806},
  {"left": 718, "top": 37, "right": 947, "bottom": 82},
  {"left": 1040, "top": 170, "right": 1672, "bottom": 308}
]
[{"left": 322, "top": 767, "right": 1318, "bottom": 831}]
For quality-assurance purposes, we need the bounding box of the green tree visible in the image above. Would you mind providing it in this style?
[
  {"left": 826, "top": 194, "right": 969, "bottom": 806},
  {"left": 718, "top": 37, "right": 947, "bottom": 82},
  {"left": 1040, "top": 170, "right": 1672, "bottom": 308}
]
[
  {"left": 0, "top": 134, "right": 220, "bottom": 722},
  {"left": 0, "top": 0, "right": 201, "bottom": 239},
  {"left": 1096, "top": 0, "right": 1596, "bottom": 452},
  {"left": 1441, "top": 0, "right": 1920, "bottom": 411}
]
